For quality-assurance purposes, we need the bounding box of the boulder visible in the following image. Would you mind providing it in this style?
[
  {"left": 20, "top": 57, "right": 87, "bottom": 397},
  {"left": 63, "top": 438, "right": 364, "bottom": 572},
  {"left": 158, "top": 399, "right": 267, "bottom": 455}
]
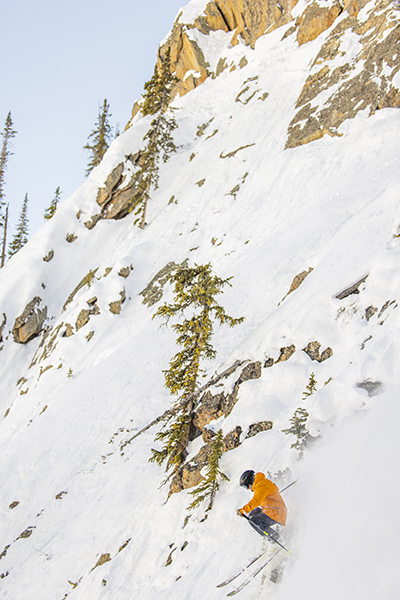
[
  {"left": 109, "top": 289, "right": 126, "bottom": 315},
  {"left": 118, "top": 266, "right": 132, "bottom": 279},
  {"left": 237, "top": 361, "right": 262, "bottom": 384},
  {"left": 303, "top": 341, "right": 333, "bottom": 362},
  {"left": 12, "top": 298, "right": 47, "bottom": 344},
  {"left": 276, "top": 345, "right": 296, "bottom": 363},
  {"left": 43, "top": 250, "right": 54, "bottom": 262},
  {"left": 246, "top": 421, "right": 273, "bottom": 438},
  {"left": 65, "top": 233, "right": 77, "bottom": 243}
]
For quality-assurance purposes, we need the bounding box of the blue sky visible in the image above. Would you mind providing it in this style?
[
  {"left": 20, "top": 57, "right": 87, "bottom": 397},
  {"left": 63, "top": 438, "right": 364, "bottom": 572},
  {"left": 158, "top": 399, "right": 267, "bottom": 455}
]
[{"left": 0, "top": 0, "right": 186, "bottom": 238}]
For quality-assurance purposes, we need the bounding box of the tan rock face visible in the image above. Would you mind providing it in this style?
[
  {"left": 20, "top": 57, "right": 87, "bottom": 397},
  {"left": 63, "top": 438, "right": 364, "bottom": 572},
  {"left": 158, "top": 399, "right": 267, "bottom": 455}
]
[
  {"left": 296, "top": 1, "right": 343, "bottom": 46},
  {"left": 127, "top": 0, "right": 298, "bottom": 115},
  {"left": 287, "top": 0, "right": 400, "bottom": 148},
  {"left": 12, "top": 298, "right": 47, "bottom": 344}
]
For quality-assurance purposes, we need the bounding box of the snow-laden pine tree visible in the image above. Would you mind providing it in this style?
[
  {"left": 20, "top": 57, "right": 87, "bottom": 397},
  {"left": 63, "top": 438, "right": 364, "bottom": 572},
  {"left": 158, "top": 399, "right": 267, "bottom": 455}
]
[
  {"left": 84, "top": 99, "right": 112, "bottom": 176},
  {"left": 135, "top": 48, "right": 178, "bottom": 228},
  {"left": 0, "top": 112, "right": 17, "bottom": 227},
  {"left": 282, "top": 372, "right": 317, "bottom": 457},
  {"left": 150, "top": 263, "right": 244, "bottom": 472},
  {"left": 188, "top": 429, "right": 229, "bottom": 512},
  {"left": 9, "top": 193, "right": 29, "bottom": 257},
  {"left": 44, "top": 187, "right": 61, "bottom": 220}
]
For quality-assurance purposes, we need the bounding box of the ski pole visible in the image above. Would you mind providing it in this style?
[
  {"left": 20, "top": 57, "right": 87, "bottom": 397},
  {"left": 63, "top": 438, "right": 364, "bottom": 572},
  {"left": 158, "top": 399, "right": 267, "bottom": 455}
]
[
  {"left": 279, "top": 477, "right": 300, "bottom": 494},
  {"left": 240, "top": 513, "right": 290, "bottom": 553}
]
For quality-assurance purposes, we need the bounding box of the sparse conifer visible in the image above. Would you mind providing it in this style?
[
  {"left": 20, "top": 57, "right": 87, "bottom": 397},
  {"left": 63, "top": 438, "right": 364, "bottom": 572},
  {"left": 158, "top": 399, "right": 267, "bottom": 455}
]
[
  {"left": 150, "top": 263, "right": 244, "bottom": 472},
  {"left": 188, "top": 429, "right": 229, "bottom": 512},
  {"left": 282, "top": 372, "right": 317, "bottom": 457},
  {"left": 9, "top": 193, "right": 29, "bottom": 257},
  {"left": 84, "top": 99, "right": 112, "bottom": 176},
  {"left": 0, "top": 112, "right": 17, "bottom": 228},
  {"left": 44, "top": 187, "right": 61, "bottom": 220},
  {"left": 135, "top": 48, "right": 178, "bottom": 228}
]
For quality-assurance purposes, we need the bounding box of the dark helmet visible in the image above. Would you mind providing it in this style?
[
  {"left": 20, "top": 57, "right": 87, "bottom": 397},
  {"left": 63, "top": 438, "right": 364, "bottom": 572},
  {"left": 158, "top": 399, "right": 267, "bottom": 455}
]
[{"left": 239, "top": 470, "right": 255, "bottom": 489}]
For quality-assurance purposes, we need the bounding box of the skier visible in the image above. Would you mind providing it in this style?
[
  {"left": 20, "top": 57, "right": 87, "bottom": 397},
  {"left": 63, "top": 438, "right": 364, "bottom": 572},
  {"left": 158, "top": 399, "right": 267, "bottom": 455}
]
[{"left": 237, "top": 470, "right": 287, "bottom": 541}]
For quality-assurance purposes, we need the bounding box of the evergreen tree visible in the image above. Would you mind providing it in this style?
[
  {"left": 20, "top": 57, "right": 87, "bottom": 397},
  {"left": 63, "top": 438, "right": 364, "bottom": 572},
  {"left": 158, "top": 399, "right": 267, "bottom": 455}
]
[
  {"left": 0, "top": 112, "right": 17, "bottom": 225},
  {"left": 9, "top": 193, "right": 29, "bottom": 257},
  {"left": 135, "top": 48, "right": 178, "bottom": 229},
  {"left": 188, "top": 429, "right": 229, "bottom": 512},
  {"left": 44, "top": 186, "right": 61, "bottom": 220},
  {"left": 282, "top": 372, "right": 317, "bottom": 458},
  {"left": 84, "top": 99, "right": 112, "bottom": 176},
  {"left": 150, "top": 263, "right": 244, "bottom": 472}
]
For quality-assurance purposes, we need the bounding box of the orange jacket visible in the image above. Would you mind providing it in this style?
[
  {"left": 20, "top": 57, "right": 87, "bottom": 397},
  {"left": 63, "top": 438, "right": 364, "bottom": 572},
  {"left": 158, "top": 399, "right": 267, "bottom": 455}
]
[{"left": 240, "top": 472, "right": 287, "bottom": 526}]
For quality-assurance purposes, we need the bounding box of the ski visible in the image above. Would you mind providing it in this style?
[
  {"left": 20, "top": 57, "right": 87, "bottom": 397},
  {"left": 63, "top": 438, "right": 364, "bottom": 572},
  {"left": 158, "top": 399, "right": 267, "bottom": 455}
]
[
  {"left": 226, "top": 548, "right": 282, "bottom": 596},
  {"left": 216, "top": 547, "right": 270, "bottom": 588}
]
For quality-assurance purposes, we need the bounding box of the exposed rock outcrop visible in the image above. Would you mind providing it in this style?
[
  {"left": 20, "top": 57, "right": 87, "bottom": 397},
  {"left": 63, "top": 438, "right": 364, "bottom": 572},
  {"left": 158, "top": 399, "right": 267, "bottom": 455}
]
[
  {"left": 128, "top": 0, "right": 299, "bottom": 121},
  {"left": 109, "top": 290, "right": 126, "bottom": 315},
  {"left": 281, "top": 267, "right": 313, "bottom": 302},
  {"left": 0, "top": 313, "right": 6, "bottom": 344},
  {"left": 140, "top": 261, "right": 187, "bottom": 307},
  {"left": 168, "top": 361, "right": 269, "bottom": 496},
  {"left": 63, "top": 269, "right": 98, "bottom": 311},
  {"left": 303, "top": 341, "right": 333, "bottom": 362},
  {"left": 276, "top": 345, "right": 296, "bottom": 363},
  {"left": 246, "top": 420, "right": 273, "bottom": 438},
  {"left": 287, "top": 1, "right": 400, "bottom": 148},
  {"left": 296, "top": 1, "right": 344, "bottom": 46},
  {"left": 86, "top": 155, "right": 143, "bottom": 228},
  {"left": 43, "top": 250, "right": 54, "bottom": 262},
  {"left": 335, "top": 275, "right": 369, "bottom": 299},
  {"left": 30, "top": 322, "right": 64, "bottom": 367},
  {"left": 76, "top": 309, "right": 90, "bottom": 331},
  {"left": 12, "top": 298, "right": 47, "bottom": 344}
]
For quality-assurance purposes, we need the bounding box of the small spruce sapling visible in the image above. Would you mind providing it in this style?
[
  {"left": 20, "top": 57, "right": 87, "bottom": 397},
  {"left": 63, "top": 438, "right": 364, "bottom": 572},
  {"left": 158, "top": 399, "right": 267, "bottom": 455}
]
[
  {"left": 135, "top": 48, "right": 178, "bottom": 228},
  {"left": 44, "top": 187, "right": 61, "bottom": 220},
  {"left": 8, "top": 193, "right": 29, "bottom": 257},
  {"left": 282, "top": 372, "right": 317, "bottom": 458},
  {"left": 188, "top": 429, "right": 229, "bottom": 512},
  {"left": 150, "top": 263, "right": 244, "bottom": 472}
]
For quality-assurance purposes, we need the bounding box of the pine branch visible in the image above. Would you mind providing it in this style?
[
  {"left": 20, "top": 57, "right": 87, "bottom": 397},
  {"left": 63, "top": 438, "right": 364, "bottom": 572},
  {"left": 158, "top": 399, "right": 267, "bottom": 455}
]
[{"left": 120, "top": 359, "right": 244, "bottom": 450}]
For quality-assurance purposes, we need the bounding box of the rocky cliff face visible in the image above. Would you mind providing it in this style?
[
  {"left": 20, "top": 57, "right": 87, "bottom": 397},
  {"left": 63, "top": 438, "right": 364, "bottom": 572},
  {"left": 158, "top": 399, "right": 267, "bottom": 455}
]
[{"left": 129, "top": 0, "right": 400, "bottom": 150}]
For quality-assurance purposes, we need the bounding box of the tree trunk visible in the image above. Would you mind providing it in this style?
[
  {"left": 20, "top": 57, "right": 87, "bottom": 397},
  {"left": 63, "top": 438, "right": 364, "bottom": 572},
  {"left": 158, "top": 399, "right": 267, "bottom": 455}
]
[{"left": 1, "top": 204, "right": 8, "bottom": 267}]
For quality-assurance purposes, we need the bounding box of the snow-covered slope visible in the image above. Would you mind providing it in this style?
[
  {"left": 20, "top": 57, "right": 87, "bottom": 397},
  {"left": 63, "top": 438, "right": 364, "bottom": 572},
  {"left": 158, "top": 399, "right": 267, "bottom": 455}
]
[{"left": 1, "top": 1, "right": 400, "bottom": 598}]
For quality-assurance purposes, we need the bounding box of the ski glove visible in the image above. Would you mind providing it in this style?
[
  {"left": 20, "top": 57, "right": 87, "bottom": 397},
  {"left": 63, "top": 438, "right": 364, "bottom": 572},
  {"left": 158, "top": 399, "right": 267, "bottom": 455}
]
[{"left": 236, "top": 509, "right": 245, "bottom": 517}]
